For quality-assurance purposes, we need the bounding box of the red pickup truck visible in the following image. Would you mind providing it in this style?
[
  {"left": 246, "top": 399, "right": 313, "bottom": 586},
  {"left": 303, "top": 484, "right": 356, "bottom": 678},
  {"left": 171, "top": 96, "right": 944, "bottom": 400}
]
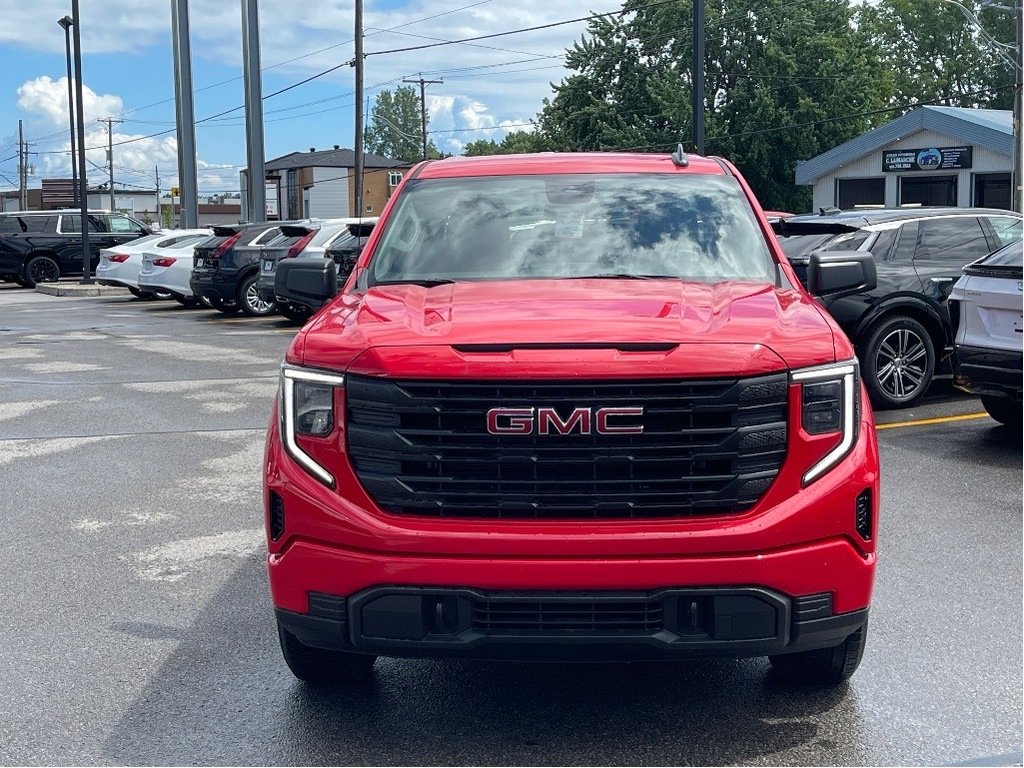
[{"left": 264, "top": 150, "right": 880, "bottom": 687}]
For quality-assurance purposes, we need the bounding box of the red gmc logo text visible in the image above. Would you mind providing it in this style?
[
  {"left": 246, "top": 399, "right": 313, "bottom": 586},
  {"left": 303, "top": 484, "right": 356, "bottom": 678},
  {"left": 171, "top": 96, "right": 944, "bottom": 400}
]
[{"left": 486, "top": 406, "right": 645, "bottom": 435}]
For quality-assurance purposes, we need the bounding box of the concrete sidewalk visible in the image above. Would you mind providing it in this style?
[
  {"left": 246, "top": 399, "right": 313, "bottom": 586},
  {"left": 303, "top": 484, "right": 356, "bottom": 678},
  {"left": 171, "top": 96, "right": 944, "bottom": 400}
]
[{"left": 34, "top": 282, "right": 130, "bottom": 297}]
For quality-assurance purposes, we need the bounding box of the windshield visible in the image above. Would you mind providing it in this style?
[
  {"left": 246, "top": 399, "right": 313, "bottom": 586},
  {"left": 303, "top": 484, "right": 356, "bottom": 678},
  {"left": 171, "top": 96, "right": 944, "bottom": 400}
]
[{"left": 367, "top": 174, "right": 777, "bottom": 286}]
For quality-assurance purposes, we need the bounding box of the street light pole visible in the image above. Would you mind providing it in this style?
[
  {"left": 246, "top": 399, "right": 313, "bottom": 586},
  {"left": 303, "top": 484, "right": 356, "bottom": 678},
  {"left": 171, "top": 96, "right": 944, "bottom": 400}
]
[
  {"left": 70, "top": 0, "right": 91, "bottom": 284},
  {"left": 57, "top": 16, "right": 78, "bottom": 206}
]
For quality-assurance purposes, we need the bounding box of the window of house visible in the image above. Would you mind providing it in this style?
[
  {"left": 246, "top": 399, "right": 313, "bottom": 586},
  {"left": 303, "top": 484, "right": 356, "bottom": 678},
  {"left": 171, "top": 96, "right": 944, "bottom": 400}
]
[
  {"left": 388, "top": 171, "right": 403, "bottom": 187},
  {"left": 836, "top": 178, "right": 884, "bottom": 209}
]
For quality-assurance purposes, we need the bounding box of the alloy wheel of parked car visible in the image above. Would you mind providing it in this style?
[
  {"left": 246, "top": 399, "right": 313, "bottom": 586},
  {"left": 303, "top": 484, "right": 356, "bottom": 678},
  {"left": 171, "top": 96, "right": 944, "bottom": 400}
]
[
  {"left": 860, "top": 315, "right": 935, "bottom": 409},
  {"left": 239, "top": 275, "right": 276, "bottom": 317},
  {"left": 25, "top": 255, "right": 60, "bottom": 287}
]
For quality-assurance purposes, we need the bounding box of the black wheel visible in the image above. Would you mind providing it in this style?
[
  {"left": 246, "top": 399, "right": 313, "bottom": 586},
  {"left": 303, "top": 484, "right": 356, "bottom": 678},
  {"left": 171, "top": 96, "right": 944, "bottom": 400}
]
[
  {"left": 277, "top": 622, "right": 377, "bottom": 686},
  {"left": 860, "top": 315, "right": 935, "bottom": 409},
  {"left": 770, "top": 623, "right": 868, "bottom": 686},
  {"left": 24, "top": 255, "right": 60, "bottom": 287},
  {"left": 199, "top": 296, "right": 214, "bottom": 309},
  {"left": 238, "top": 274, "right": 277, "bottom": 317},
  {"left": 981, "top": 395, "right": 1022, "bottom": 427},
  {"left": 278, "top": 303, "right": 312, "bottom": 323},
  {"left": 209, "top": 297, "right": 240, "bottom": 315},
  {"left": 173, "top": 295, "right": 200, "bottom": 308}
]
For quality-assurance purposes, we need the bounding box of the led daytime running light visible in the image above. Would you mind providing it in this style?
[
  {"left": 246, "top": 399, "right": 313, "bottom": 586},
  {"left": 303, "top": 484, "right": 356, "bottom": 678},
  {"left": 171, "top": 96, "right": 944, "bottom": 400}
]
[
  {"left": 791, "top": 361, "right": 858, "bottom": 485},
  {"left": 280, "top": 365, "right": 345, "bottom": 487}
]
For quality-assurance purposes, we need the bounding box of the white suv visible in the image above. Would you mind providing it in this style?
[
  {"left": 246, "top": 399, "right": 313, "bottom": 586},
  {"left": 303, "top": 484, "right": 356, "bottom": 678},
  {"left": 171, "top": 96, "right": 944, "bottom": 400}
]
[{"left": 949, "top": 240, "right": 1023, "bottom": 427}]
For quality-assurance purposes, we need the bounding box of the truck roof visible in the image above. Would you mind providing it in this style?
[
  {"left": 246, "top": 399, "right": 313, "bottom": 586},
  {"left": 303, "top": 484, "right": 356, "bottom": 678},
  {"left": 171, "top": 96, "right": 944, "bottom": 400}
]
[{"left": 414, "top": 152, "right": 728, "bottom": 179}]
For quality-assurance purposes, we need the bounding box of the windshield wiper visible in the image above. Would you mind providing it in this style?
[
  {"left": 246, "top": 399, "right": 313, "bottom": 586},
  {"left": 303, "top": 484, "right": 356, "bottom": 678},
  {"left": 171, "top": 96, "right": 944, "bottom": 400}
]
[
  {"left": 564, "top": 273, "right": 679, "bottom": 280},
  {"left": 372, "top": 278, "right": 457, "bottom": 287}
]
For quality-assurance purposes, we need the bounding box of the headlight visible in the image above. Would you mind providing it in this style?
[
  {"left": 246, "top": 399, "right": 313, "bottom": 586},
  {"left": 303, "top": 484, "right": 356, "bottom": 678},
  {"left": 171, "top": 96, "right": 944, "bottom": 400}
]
[
  {"left": 791, "top": 360, "right": 859, "bottom": 485},
  {"left": 280, "top": 364, "right": 345, "bottom": 486}
]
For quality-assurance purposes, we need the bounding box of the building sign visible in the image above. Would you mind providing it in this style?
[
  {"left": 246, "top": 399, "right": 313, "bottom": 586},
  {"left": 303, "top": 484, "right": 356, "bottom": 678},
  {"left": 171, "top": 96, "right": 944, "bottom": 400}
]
[{"left": 882, "top": 146, "right": 972, "bottom": 172}]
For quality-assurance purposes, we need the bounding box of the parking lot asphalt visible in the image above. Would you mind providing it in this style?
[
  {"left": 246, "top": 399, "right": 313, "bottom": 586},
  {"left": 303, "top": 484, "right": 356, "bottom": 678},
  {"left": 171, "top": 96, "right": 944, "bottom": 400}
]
[{"left": 0, "top": 284, "right": 1020, "bottom": 766}]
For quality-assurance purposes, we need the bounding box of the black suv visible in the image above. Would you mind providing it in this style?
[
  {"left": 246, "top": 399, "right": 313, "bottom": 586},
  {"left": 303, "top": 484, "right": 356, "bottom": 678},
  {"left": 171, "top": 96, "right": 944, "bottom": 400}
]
[
  {"left": 190, "top": 220, "right": 315, "bottom": 317},
  {"left": 0, "top": 210, "right": 151, "bottom": 287},
  {"left": 775, "top": 207, "right": 1022, "bottom": 408}
]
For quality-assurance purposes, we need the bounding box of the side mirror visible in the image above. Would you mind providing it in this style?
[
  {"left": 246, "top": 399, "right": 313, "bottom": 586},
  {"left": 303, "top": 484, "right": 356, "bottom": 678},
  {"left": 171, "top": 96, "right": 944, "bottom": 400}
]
[
  {"left": 806, "top": 250, "right": 877, "bottom": 297},
  {"left": 331, "top": 247, "right": 361, "bottom": 281},
  {"left": 275, "top": 258, "right": 338, "bottom": 311}
]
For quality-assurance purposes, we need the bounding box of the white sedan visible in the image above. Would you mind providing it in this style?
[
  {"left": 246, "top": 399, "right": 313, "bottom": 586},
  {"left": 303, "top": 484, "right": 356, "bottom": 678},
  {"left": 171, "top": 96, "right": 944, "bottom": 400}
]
[
  {"left": 134, "top": 229, "right": 215, "bottom": 305},
  {"left": 98, "top": 229, "right": 211, "bottom": 298}
]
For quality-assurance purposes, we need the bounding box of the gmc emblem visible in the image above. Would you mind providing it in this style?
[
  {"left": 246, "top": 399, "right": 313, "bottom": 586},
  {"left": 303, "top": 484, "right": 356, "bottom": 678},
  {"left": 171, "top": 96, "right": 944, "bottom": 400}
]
[{"left": 486, "top": 406, "right": 644, "bottom": 435}]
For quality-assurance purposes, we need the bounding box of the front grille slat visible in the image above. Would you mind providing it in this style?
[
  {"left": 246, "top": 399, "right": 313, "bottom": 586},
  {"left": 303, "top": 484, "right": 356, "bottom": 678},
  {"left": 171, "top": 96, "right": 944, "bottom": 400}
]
[
  {"left": 471, "top": 597, "right": 664, "bottom": 632},
  {"left": 346, "top": 374, "right": 788, "bottom": 519}
]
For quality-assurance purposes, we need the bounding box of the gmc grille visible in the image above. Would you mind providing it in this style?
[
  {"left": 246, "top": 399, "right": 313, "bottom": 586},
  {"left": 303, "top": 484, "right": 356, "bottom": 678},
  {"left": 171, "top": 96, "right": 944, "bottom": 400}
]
[{"left": 345, "top": 374, "right": 788, "bottom": 519}]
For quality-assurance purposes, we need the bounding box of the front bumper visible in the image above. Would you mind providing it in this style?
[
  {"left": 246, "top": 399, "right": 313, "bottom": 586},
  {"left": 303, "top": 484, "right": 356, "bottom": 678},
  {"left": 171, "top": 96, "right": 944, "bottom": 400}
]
[
  {"left": 953, "top": 344, "right": 1023, "bottom": 399},
  {"left": 276, "top": 584, "right": 869, "bottom": 661}
]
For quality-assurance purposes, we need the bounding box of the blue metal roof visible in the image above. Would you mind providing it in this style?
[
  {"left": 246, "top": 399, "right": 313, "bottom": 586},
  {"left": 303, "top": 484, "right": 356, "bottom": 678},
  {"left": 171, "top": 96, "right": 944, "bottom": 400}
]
[{"left": 795, "top": 106, "right": 1012, "bottom": 185}]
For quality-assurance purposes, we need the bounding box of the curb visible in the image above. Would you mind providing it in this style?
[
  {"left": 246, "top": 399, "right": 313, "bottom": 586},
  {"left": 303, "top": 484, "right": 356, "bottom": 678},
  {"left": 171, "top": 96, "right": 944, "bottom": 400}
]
[{"left": 35, "top": 283, "right": 131, "bottom": 297}]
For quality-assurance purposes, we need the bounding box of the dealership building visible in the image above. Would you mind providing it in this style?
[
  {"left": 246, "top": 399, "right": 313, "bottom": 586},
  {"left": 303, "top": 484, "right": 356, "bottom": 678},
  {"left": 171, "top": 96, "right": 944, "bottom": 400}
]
[{"left": 795, "top": 106, "right": 1013, "bottom": 210}]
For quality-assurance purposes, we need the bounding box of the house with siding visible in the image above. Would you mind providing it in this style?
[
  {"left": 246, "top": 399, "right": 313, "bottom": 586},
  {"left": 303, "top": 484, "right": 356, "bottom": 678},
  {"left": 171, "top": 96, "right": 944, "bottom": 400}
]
[
  {"left": 795, "top": 106, "right": 1013, "bottom": 211},
  {"left": 241, "top": 147, "right": 411, "bottom": 221}
]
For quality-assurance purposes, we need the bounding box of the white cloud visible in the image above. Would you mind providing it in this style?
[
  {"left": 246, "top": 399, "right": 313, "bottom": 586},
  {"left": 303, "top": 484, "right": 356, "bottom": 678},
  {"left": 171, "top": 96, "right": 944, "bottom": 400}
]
[
  {"left": 17, "top": 75, "right": 240, "bottom": 194},
  {"left": 17, "top": 76, "right": 124, "bottom": 129}
]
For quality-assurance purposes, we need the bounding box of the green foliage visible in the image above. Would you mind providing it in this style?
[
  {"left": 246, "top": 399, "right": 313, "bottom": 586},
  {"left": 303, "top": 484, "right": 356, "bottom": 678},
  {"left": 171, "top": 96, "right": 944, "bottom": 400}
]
[
  {"left": 462, "top": 130, "right": 550, "bottom": 156},
  {"left": 536, "top": 0, "right": 895, "bottom": 211},
  {"left": 858, "top": 0, "right": 1014, "bottom": 109},
  {"left": 364, "top": 86, "right": 440, "bottom": 164}
]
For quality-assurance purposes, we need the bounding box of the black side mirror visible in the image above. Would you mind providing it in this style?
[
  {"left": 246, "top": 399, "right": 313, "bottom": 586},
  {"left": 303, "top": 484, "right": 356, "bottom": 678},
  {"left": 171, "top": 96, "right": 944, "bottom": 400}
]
[
  {"left": 332, "top": 247, "right": 361, "bottom": 281},
  {"left": 806, "top": 250, "right": 877, "bottom": 297},
  {"left": 275, "top": 259, "right": 338, "bottom": 311}
]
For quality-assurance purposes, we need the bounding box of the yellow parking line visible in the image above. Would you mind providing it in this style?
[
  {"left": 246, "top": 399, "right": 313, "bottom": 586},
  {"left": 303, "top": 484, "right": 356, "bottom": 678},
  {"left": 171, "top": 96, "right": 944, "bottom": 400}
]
[{"left": 876, "top": 412, "right": 990, "bottom": 430}]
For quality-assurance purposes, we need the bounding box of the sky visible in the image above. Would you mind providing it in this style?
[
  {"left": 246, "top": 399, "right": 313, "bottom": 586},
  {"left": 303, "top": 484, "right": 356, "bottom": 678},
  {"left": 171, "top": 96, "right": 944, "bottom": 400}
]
[{"left": 0, "top": 0, "right": 623, "bottom": 196}]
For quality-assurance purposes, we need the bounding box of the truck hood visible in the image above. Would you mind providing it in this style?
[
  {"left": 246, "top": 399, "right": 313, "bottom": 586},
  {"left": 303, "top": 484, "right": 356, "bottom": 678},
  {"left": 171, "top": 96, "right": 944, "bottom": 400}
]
[{"left": 297, "top": 279, "right": 840, "bottom": 376}]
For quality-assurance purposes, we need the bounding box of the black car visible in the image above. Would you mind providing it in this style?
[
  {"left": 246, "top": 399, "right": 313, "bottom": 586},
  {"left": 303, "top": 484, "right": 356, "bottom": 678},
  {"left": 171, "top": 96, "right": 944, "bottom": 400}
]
[
  {"left": 190, "top": 220, "right": 315, "bottom": 317},
  {"left": 774, "top": 207, "right": 1022, "bottom": 409},
  {"left": 0, "top": 210, "right": 151, "bottom": 287}
]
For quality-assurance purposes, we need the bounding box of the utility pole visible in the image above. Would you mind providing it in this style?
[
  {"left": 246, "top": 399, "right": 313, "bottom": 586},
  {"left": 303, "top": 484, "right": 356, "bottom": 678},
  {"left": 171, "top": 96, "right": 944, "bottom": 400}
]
[
  {"left": 102, "top": 117, "right": 122, "bottom": 211},
  {"left": 58, "top": 16, "right": 78, "bottom": 206},
  {"left": 692, "top": 0, "right": 705, "bottom": 155},
  {"left": 241, "top": 0, "right": 266, "bottom": 221},
  {"left": 171, "top": 0, "right": 199, "bottom": 228},
  {"left": 71, "top": 0, "right": 92, "bottom": 283},
  {"left": 354, "top": 0, "right": 364, "bottom": 218},
  {"left": 18, "top": 119, "right": 26, "bottom": 210},
  {"left": 403, "top": 75, "right": 443, "bottom": 161},
  {"left": 155, "top": 165, "right": 161, "bottom": 228}
]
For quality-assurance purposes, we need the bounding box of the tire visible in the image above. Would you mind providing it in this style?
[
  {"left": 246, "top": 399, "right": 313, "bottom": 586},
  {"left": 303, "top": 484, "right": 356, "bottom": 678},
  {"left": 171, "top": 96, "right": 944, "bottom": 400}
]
[
  {"left": 860, "top": 315, "right": 935, "bottom": 409},
  {"left": 199, "top": 296, "right": 214, "bottom": 309},
  {"left": 23, "top": 255, "right": 61, "bottom": 288},
  {"left": 209, "top": 297, "right": 240, "bottom": 315},
  {"left": 128, "top": 287, "right": 152, "bottom": 299},
  {"left": 981, "top": 395, "right": 1022, "bottom": 427},
  {"left": 173, "top": 295, "right": 200, "bottom": 308},
  {"left": 238, "top": 274, "right": 277, "bottom": 317},
  {"left": 277, "top": 622, "right": 377, "bottom": 686},
  {"left": 278, "top": 303, "right": 312, "bottom": 324},
  {"left": 770, "top": 623, "right": 868, "bottom": 686}
]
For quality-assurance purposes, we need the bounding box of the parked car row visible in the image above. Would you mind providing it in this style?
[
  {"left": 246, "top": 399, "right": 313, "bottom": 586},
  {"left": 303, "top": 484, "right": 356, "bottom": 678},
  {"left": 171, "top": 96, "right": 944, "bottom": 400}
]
[
  {"left": 773, "top": 207, "right": 1022, "bottom": 409},
  {"left": 0, "top": 209, "right": 378, "bottom": 319}
]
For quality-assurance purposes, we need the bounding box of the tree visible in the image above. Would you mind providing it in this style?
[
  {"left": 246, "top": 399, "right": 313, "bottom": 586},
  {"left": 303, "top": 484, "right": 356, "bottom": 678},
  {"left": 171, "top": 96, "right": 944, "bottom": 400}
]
[
  {"left": 463, "top": 139, "right": 501, "bottom": 156},
  {"left": 462, "top": 131, "right": 549, "bottom": 157},
  {"left": 536, "top": 0, "right": 893, "bottom": 211},
  {"left": 859, "top": 0, "right": 1014, "bottom": 109},
  {"left": 364, "top": 86, "right": 440, "bottom": 163}
]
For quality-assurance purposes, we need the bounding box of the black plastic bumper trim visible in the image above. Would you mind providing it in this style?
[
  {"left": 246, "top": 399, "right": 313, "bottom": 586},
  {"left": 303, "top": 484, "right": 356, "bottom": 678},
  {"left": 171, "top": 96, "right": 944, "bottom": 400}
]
[{"left": 275, "top": 587, "right": 868, "bottom": 661}]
